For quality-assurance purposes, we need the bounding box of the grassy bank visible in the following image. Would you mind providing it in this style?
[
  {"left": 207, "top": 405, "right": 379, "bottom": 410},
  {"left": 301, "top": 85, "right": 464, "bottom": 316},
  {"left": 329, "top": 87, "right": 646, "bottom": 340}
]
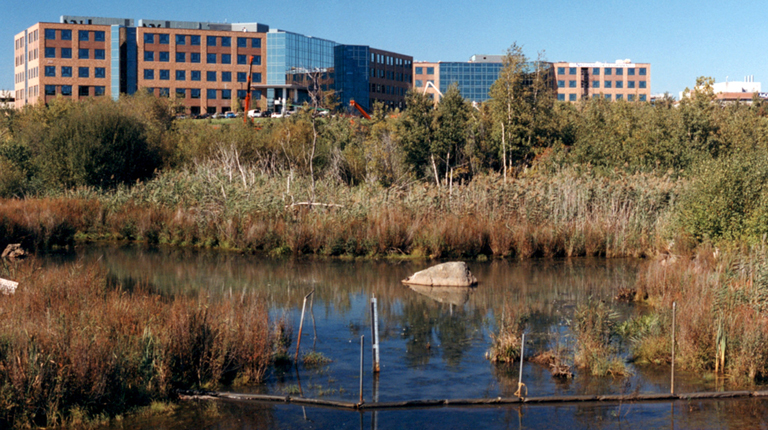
[{"left": 0, "top": 260, "right": 272, "bottom": 429}]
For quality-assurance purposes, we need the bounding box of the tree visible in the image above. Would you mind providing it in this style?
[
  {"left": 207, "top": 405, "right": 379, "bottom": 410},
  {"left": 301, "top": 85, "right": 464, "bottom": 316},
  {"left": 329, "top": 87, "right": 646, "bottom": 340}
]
[
  {"left": 432, "top": 83, "right": 470, "bottom": 182},
  {"left": 397, "top": 90, "right": 435, "bottom": 181}
]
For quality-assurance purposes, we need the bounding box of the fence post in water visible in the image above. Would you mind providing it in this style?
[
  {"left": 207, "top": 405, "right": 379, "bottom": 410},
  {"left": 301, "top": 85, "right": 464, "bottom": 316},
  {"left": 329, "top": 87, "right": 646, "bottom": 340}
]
[
  {"left": 671, "top": 301, "right": 676, "bottom": 394},
  {"left": 295, "top": 289, "right": 315, "bottom": 364},
  {"left": 371, "top": 295, "right": 380, "bottom": 373},
  {"left": 359, "top": 335, "right": 365, "bottom": 405},
  {"left": 514, "top": 333, "right": 526, "bottom": 398}
]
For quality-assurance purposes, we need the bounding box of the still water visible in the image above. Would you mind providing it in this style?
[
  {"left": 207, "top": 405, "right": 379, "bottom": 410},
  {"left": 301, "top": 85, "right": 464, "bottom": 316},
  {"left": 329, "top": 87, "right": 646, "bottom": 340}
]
[{"left": 47, "top": 246, "right": 768, "bottom": 429}]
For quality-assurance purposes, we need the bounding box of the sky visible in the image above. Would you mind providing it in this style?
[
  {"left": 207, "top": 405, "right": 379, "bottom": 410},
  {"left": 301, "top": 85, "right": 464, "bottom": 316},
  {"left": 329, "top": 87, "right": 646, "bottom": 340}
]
[{"left": 3, "top": 0, "right": 766, "bottom": 97}]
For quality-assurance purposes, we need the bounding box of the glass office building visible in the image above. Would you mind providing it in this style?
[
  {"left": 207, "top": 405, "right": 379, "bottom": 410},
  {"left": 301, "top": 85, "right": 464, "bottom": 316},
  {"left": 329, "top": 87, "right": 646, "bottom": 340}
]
[
  {"left": 333, "top": 45, "right": 369, "bottom": 111},
  {"left": 438, "top": 62, "right": 504, "bottom": 103}
]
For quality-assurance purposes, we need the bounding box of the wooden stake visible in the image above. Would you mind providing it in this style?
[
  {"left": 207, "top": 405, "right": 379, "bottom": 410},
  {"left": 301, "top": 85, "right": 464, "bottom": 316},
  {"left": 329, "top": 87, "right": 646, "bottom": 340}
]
[
  {"left": 294, "top": 289, "right": 315, "bottom": 364},
  {"left": 371, "top": 296, "right": 380, "bottom": 373},
  {"left": 671, "top": 302, "right": 676, "bottom": 394},
  {"left": 359, "top": 335, "right": 365, "bottom": 405}
]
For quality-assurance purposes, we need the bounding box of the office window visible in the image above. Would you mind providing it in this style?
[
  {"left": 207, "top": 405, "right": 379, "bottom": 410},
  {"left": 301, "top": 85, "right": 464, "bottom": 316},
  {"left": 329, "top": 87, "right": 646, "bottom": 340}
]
[
  {"left": 569, "top": 80, "right": 576, "bottom": 88},
  {"left": 253, "top": 55, "right": 261, "bottom": 65},
  {"left": 61, "top": 66, "right": 72, "bottom": 77},
  {"left": 221, "top": 37, "right": 231, "bottom": 47},
  {"left": 426, "top": 67, "right": 434, "bottom": 75},
  {"left": 557, "top": 94, "right": 565, "bottom": 101},
  {"left": 144, "top": 69, "right": 154, "bottom": 80},
  {"left": 237, "top": 54, "right": 247, "bottom": 65},
  {"left": 79, "top": 86, "right": 89, "bottom": 97},
  {"left": 237, "top": 72, "right": 247, "bottom": 82},
  {"left": 61, "top": 85, "right": 72, "bottom": 96},
  {"left": 616, "top": 94, "right": 623, "bottom": 100},
  {"left": 45, "top": 85, "right": 56, "bottom": 96},
  {"left": 95, "top": 49, "right": 105, "bottom": 60},
  {"left": 557, "top": 80, "right": 565, "bottom": 88},
  {"left": 628, "top": 68, "right": 635, "bottom": 76},
  {"left": 191, "top": 70, "right": 201, "bottom": 81},
  {"left": 79, "top": 49, "right": 89, "bottom": 59},
  {"left": 593, "top": 81, "right": 600, "bottom": 88},
  {"left": 159, "top": 51, "right": 170, "bottom": 62},
  {"left": 61, "top": 29, "right": 72, "bottom": 40},
  {"left": 144, "top": 51, "right": 154, "bottom": 61},
  {"left": 569, "top": 94, "right": 577, "bottom": 101},
  {"left": 95, "top": 67, "right": 106, "bottom": 78},
  {"left": 207, "top": 89, "right": 217, "bottom": 99},
  {"left": 144, "top": 33, "right": 154, "bottom": 44},
  {"left": 557, "top": 67, "right": 565, "bottom": 75},
  {"left": 251, "top": 38, "right": 260, "bottom": 48},
  {"left": 628, "top": 81, "right": 635, "bottom": 89},
  {"left": 628, "top": 94, "right": 635, "bottom": 101},
  {"left": 191, "top": 88, "right": 201, "bottom": 99},
  {"left": 79, "top": 67, "right": 89, "bottom": 78},
  {"left": 616, "top": 68, "right": 623, "bottom": 76},
  {"left": 237, "top": 37, "right": 247, "bottom": 48},
  {"left": 45, "top": 29, "right": 56, "bottom": 40},
  {"left": 639, "top": 68, "right": 647, "bottom": 75},
  {"left": 207, "top": 71, "right": 216, "bottom": 81},
  {"left": 61, "top": 48, "right": 72, "bottom": 58},
  {"left": 191, "top": 35, "right": 201, "bottom": 45},
  {"left": 159, "top": 88, "right": 169, "bottom": 97},
  {"left": 159, "top": 69, "right": 170, "bottom": 80},
  {"left": 95, "top": 86, "right": 105, "bottom": 96},
  {"left": 616, "top": 81, "right": 623, "bottom": 89},
  {"left": 79, "top": 30, "right": 89, "bottom": 41},
  {"left": 45, "top": 47, "right": 56, "bottom": 58},
  {"left": 176, "top": 70, "right": 186, "bottom": 81},
  {"left": 206, "top": 36, "right": 216, "bottom": 46},
  {"left": 415, "top": 67, "right": 423, "bottom": 74},
  {"left": 592, "top": 67, "right": 600, "bottom": 75},
  {"left": 191, "top": 53, "right": 200, "bottom": 63},
  {"left": 176, "top": 52, "right": 186, "bottom": 62},
  {"left": 604, "top": 68, "right": 612, "bottom": 75},
  {"left": 221, "top": 71, "right": 231, "bottom": 82},
  {"left": 640, "top": 94, "right": 647, "bottom": 101},
  {"left": 569, "top": 67, "right": 576, "bottom": 75},
  {"left": 221, "top": 54, "right": 231, "bottom": 64},
  {"left": 604, "top": 81, "right": 612, "bottom": 88},
  {"left": 45, "top": 66, "right": 56, "bottom": 77},
  {"left": 94, "top": 31, "right": 105, "bottom": 42},
  {"left": 605, "top": 94, "right": 611, "bottom": 100},
  {"left": 176, "top": 34, "right": 186, "bottom": 45},
  {"left": 222, "top": 89, "right": 231, "bottom": 100},
  {"left": 207, "top": 53, "right": 216, "bottom": 64},
  {"left": 639, "top": 81, "right": 646, "bottom": 89},
  {"left": 252, "top": 72, "right": 261, "bottom": 83},
  {"left": 159, "top": 34, "right": 169, "bottom": 44},
  {"left": 176, "top": 88, "right": 186, "bottom": 98}
]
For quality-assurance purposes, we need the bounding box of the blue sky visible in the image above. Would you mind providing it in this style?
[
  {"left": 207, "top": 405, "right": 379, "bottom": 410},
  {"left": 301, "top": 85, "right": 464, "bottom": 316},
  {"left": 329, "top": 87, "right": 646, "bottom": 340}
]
[{"left": 2, "top": 0, "right": 765, "bottom": 97}]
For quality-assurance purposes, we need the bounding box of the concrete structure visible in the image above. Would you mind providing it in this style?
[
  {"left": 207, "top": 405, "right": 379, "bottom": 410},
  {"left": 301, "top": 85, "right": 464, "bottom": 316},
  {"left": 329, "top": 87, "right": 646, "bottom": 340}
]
[
  {"left": 553, "top": 59, "right": 651, "bottom": 102},
  {"left": 678, "top": 76, "right": 767, "bottom": 104},
  {"left": 1, "top": 90, "right": 15, "bottom": 109}
]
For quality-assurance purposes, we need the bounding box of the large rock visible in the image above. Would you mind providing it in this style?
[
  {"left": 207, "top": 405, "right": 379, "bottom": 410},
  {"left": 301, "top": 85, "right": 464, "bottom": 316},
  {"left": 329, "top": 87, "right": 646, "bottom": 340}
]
[
  {"left": 402, "top": 262, "right": 478, "bottom": 287},
  {"left": 0, "top": 278, "right": 18, "bottom": 295},
  {"left": 2, "top": 244, "right": 27, "bottom": 260}
]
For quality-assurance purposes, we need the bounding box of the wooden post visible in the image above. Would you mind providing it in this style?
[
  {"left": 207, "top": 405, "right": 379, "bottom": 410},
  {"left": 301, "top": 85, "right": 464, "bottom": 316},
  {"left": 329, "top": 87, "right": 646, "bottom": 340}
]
[
  {"left": 514, "top": 333, "right": 526, "bottom": 398},
  {"left": 359, "top": 335, "right": 365, "bottom": 405},
  {"left": 294, "top": 289, "right": 315, "bottom": 364},
  {"left": 671, "top": 302, "right": 676, "bottom": 394},
  {"left": 371, "top": 296, "right": 380, "bottom": 373}
]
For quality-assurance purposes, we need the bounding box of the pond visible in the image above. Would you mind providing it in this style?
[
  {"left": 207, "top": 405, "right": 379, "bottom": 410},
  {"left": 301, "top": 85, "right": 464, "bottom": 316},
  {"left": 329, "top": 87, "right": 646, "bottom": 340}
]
[{"left": 45, "top": 246, "right": 768, "bottom": 429}]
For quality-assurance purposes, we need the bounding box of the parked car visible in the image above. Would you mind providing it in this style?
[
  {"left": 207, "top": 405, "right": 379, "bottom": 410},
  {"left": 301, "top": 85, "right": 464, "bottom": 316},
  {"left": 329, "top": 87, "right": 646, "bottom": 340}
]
[
  {"left": 225, "top": 112, "right": 237, "bottom": 119},
  {"left": 212, "top": 112, "right": 226, "bottom": 119},
  {"left": 247, "top": 109, "right": 262, "bottom": 118},
  {"left": 271, "top": 111, "right": 285, "bottom": 118},
  {"left": 195, "top": 113, "right": 211, "bottom": 119}
]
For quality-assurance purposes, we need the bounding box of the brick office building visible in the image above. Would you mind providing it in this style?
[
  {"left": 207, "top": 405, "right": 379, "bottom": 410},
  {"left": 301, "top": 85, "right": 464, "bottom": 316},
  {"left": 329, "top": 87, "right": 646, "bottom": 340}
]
[{"left": 553, "top": 60, "right": 651, "bottom": 102}]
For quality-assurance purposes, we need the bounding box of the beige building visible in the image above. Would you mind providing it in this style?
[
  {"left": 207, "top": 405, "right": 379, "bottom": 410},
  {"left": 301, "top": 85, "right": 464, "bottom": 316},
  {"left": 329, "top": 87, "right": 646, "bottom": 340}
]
[
  {"left": 553, "top": 60, "right": 651, "bottom": 102},
  {"left": 413, "top": 61, "right": 440, "bottom": 101}
]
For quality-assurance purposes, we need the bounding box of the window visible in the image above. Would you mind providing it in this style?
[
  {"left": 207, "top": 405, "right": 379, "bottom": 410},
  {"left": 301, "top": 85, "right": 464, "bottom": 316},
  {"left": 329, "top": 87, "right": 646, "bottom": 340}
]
[
  {"left": 79, "top": 49, "right": 89, "bottom": 59},
  {"left": 94, "top": 31, "right": 105, "bottom": 42},
  {"left": 61, "top": 48, "right": 72, "bottom": 58},
  {"left": 45, "top": 47, "right": 56, "bottom": 58},
  {"left": 144, "top": 51, "right": 154, "bottom": 61},
  {"left": 616, "top": 68, "right": 623, "bottom": 76},
  {"left": 79, "top": 86, "right": 89, "bottom": 97},
  {"left": 604, "top": 81, "right": 612, "bottom": 88},
  {"left": 639, "top": 68, "right": 647, "bottom": 76},
  {"left": 95, "top": 67, "right": 106, "bottom": 78},
  {"left": 206, "top": 36, "right": 216, "bottom": 46},
  {"left": 191, "top": 53, "right": 200, "bottom": 63},
  {"left": 95, "top": 86, "right": 105, "bottom": 96},
  {"left": 557, "top": 94, "right": 565, "bottom": 101},
  {"left": 640, "top": 94, "right": 647, "bottom": 101},
  {"left": 78, "top": 67, "right": 89, "bottom": 78},
  {"left": 144, "top": 69, "right": 155, "bottom": 80},
  {"left": 616, "top": 81, "right": 623, "bottom": 89},
  {"left": 569, "top": 94, "right": 577, "bottom": 101},
  {"left": 176, "top": 34, "right": 186, "bottom": 45},
  {"left": 45, "top": 66, "right": 56, "bottom": 77},
  {"left": 191, "top": 35, "right": 201, "bottom": 45},
  {"left": 191, "top": 88, "right": 201, "bottom": 99},
  {"left": 251, "top": 38, "right": 260, "bottom": 48},
  {"left": 221, "top": 54, "right": 231, "bottom": 64},
  {"left": 557, "top": 67, "right": 565, "bottom": 75},
  {"left": 144, "top": 33, "right": 154, "bottom": 44},
  {"left": 592, "top": 80, "right": 600, "bottom": 88},
  {"left": 592, "top": 67, "right": 600, "bottom": 75},
  {"left": 61, "top": 66, "right": 72, "bottom": 77},
  {"left": 159, "top": 69, "right": 170, "bottom": 80},
  {"left": 45, "top": 85, "right": 56, "bottom": 95},
  {"left": 95, "top": 49, "right": 105, "bottom": 60},
  {"left": 616, "top": 94, "right": 623, "bottom": 100},
  {"left": 221, "top": 37, "right": 231, "bottom": 47},
  {"left": 61, "top": 29, "right": 72, "bottom": 40},
  {"left": 237, "top": 89, "right": 247, "bottom": 98},
  {"left": 176, "top": 88, "right": 186, "bottom": 98},
  {"left": 159, "top": 52, "right": 169, "bottom": 62},
  {"left": 628, "top": 94, "right": 635, "bottom": 101},
  {"left": 426, "top": 67, "right": 434, "bottom": 75},
  {"left": 557, "top": 80, "right": 564, "bottom": 88},
  {"left": 569, "top": 67, "right": 576, "bottom": 75},
  {"left": 628, "top": 68, "right": 635, "bottom": 76},
  {"left": 237, "top": 37, "right": 247, "bottom": 48},
  {"left": 628, "top": 81, "right": 635, "bottom": 89},
  {"left": 254, "top": 55, "right": 261, "bottom": 65},
  {"left": 415, "top": 67, "right": 423, "bottom": 74},
  {"left": 221, "top": 72, "right": 231, "bottom": 82},
  {"left": 176, "top": 52, "right": 186, "bottom": 62},
  {"left": 176, "top": 70, "right": 186, "bottom": 81},
  {"left": 191, "top": 70, "right": 201, "bottom": 81},
  {"left": 252, "top": 73, "right": 261, "bottom": 83},
  {"left": 604, "top": 94, "right": 611, "bottom": 100},
  {"left": 61, "top": 85, "right": 72, "bottom": 96},
  {"left": 207, "top": 53, "right": 216, "bottom": 64},
  {"left": 237, "top": 54, "right": 247, "bottom": 65},
  {"left": 569, "top": 80, "right": 576, "bottom": 88},
  {"left": 639, "top": 81, "right": 646, "bottom": 89},
  {"left": 222, "top": 89, "right": 231, "bottom": 99},
  {"left": 237, "top": 72, "right": 247, "bottom": 82},
  {"left": 45, "top": 29, "right": 56, "bottom": 40},
  {"left": 159, "top": 88, "right": 169, "bottom": 97},
  {"left": 207, "top": 71, "right": 216, "bottom": 81},
  {"left": 604, "top": 68, "right": 612, "bottom": 75},
  {"left": 207, "top": 89, "right": 217, "bottom": 99},
  {"left": 158, "top": 34, "right": 169, "bottom": 44},
  {"left": 79, "top": 30, "right": 89, "bottom": 41}
]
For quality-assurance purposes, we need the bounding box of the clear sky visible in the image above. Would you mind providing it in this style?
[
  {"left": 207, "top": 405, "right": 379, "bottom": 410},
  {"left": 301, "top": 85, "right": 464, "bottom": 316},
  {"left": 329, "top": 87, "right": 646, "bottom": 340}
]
[{"left": 2, "top": 0, "right": 765, "bottom": 97}]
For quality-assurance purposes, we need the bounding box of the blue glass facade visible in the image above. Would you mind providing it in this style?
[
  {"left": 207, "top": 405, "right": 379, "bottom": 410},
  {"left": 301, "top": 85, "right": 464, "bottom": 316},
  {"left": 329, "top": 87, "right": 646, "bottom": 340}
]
[
  {"left": 333, "top": 45, "right": 369, "bottom": 111},
  {"left": 110, "top": 25, "right": 137, "bottom": 100},
  {"left": 438, "top": 62, "right": 504, "bottom": 103}
]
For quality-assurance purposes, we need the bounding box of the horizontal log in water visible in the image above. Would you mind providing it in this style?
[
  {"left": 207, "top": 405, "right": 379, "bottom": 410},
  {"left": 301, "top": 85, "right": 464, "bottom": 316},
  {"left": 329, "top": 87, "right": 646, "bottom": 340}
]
[{"left": 177, "top": 390, "right": 768, "bottom": 410}]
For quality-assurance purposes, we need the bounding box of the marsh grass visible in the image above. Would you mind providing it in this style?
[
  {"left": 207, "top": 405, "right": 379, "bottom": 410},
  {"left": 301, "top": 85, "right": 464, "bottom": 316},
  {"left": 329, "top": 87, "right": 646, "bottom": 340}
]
[{"left": 572, "top": 299, "right": 629, "bottom": 377}]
